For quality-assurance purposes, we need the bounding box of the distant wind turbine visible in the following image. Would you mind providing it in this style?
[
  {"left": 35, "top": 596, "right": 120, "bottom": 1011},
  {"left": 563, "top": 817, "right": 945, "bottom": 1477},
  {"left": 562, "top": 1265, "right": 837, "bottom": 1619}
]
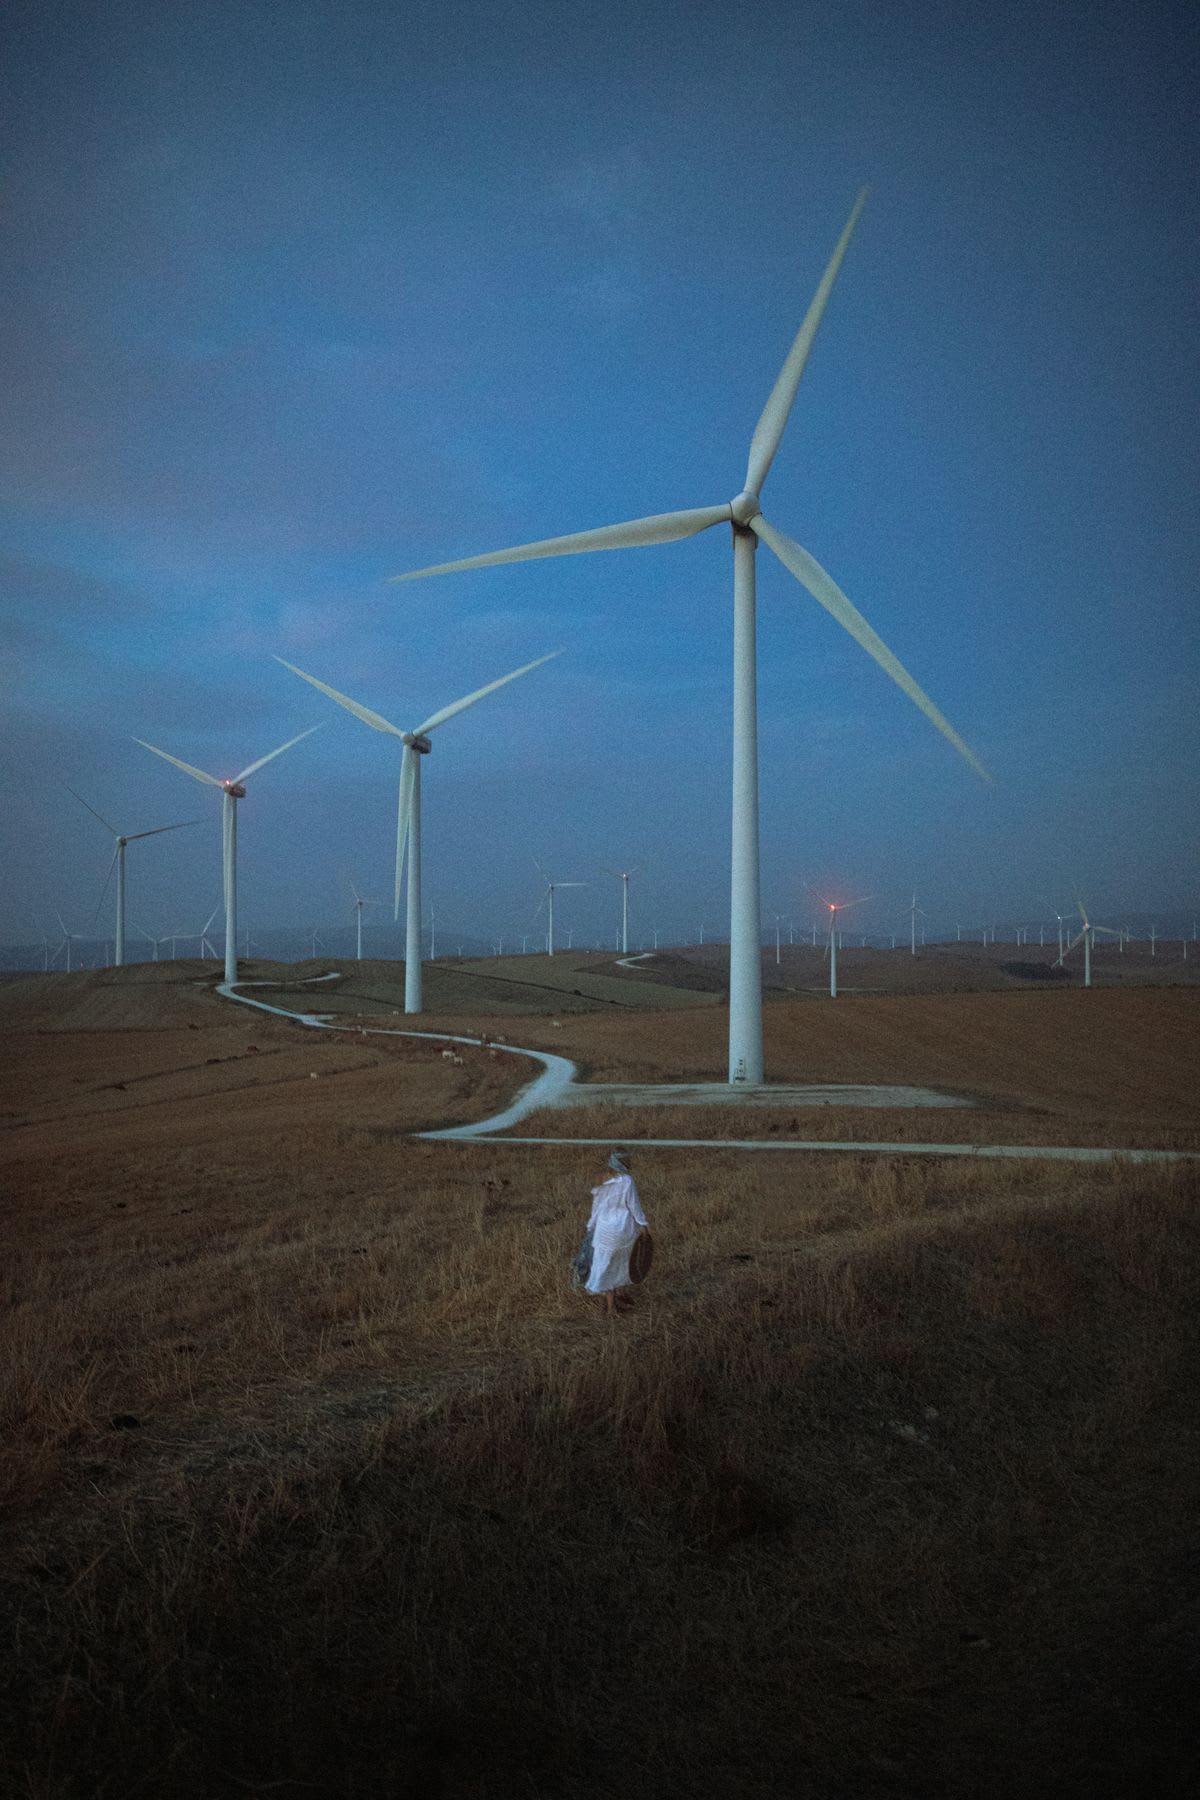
[
  {"left": 1054, "top": 900, "right": 1119, "bottom": 988},
  {"left": 909, "top": 892, "right": 925, "bottom": 956},
  {"left": 604, "top": 866, "right": 638, "bottom": 955},
  {"left": 133, "top": 728, "right": 321, "bottom": 986},
  {"left": 60, "top": 782, "right": 200, "bottom": 968},
  {"left": 349, "top": 882, "right": 380, "bottom": 961},
  {"left": 533, "top": 863, "right": 586, "bottom": 956},
  {"left": 170, "top": 905, "right": 221, "bottom": 963},
  {"left": 818, "top": 893, "right": 873, "bottom": 999},
  {"left": 275, "top": 652, "right": 559, "bottom": 1013},
  {"left": 390, "top": 190, "right": 990, "bottom": 1084},
  {"left": 53, "top": 912, "right": 85, "bottom": 974},
  {"left": 134, "top": 925, "right": 172, "bottom": 963}
]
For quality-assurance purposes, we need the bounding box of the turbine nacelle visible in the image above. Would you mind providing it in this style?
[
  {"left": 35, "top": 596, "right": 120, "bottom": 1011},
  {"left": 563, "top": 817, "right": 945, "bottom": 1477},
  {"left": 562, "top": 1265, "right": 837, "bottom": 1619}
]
[
  {"left": 222, "top": 781, "right": 248, "bottom": 799},
  {"left": 729, "top": 491, "right": 761, "bottom": 527},
  {"left": 400, "top": 733, "right": 433, "bottom": 754}
]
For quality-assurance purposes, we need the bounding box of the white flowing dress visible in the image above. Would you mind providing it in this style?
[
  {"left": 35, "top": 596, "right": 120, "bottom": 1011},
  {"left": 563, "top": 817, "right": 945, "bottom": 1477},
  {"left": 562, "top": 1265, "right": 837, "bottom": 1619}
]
[{"left": 584, "top": 1173, "right": 648, "bottom": 1295}]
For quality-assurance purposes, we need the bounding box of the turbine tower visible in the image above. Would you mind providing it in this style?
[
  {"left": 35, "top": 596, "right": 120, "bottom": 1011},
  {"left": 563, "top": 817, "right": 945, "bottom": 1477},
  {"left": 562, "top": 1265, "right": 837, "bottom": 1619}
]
[
  {"left": 61, "top": 782, "right": 199, "bottom": 968},
  {"left": 133, "top": 728, "right": 321, "bottom": 986},
  {"left": 390, "top": 191, "right": 990, "bottom": 1082},
  {"left": 276, "top": 652, "right": 559, "bottom": 1013}
]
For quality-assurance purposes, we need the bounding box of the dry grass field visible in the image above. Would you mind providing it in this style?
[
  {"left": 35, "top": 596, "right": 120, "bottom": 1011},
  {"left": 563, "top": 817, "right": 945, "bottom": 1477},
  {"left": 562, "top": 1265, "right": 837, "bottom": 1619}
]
[{"left": 2, "top": 962, "right": 1198, "bottom": 1797}]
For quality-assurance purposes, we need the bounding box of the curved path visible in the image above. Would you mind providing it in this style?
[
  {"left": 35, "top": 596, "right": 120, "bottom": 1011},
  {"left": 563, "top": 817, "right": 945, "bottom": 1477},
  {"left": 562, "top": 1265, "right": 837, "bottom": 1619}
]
[{"left": 217, "top": 980, "right": 1199, "bottom": 1165}]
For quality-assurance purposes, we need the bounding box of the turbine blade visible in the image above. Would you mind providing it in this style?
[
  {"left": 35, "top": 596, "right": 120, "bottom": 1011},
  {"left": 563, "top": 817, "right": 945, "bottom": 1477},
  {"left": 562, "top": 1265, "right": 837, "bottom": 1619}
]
[
  {"left": 133, "top": 739, "right": 223, "bottom": 789},
  {"left": 394, "top": 747, "right": 415, "bottom": 920},
  {"left": 744, "top": 188, "right": 869, "bottom": 495},
  {"left": 59, "top": 780, "right": 118, "bottom": 835},
  {"left": 123, "top": 819, "right": 203, "bottom": 842},
  {"left": 389, "top": 506, "right": 733, "bottom": 583},
  {"left": 93, "top": 845, "right": 120, "bottom": 926},
  {"left": 751, "top": 515, "right": 992, "bottom": 783},
  {"left": 202, "top": 906, "right": 220, "bottom": 934},
  {"left": 274, "top": 657, "right": 403, "bottom": 738},
  {"left": 415, "top": 650, "right": 563, "bottom": 736},
  {"left": 234, "top": 723, "right": 324, "bottom": 784}
]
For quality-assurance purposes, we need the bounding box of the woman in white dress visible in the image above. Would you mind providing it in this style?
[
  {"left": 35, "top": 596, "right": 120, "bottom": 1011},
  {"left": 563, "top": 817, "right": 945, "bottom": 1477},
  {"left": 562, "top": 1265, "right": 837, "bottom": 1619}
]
[{"left": 583, "top": 1152, "right": 649, "bottom": 1315}]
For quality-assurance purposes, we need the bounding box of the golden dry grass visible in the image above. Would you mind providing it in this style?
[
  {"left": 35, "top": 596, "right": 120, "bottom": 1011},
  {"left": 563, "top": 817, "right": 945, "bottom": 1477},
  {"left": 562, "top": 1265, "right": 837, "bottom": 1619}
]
[{"left": 1, "top": 970, "right": 1198, "bottom": 1796}]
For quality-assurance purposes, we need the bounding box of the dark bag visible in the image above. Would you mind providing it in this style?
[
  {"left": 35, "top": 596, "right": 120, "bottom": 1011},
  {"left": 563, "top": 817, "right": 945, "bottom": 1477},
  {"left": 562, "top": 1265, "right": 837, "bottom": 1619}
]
[
  {"left": 570, "top": 1226, "right": 594, "bottom": 1291},
  {"left": 628, "top": 1228, "right": 654, "bottom": 1285}
]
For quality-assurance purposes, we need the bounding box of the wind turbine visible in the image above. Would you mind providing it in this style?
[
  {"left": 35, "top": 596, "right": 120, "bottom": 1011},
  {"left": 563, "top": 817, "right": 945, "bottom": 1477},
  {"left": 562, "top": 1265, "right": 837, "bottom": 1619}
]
[
  {"left": 169, "top": 905, "right": 221, "bottom": 962},
  {"left": 53, "top": 912, "right": 85, "bottom": 973},
  {"left": 1044, "top": 904, "right": 1069, "bottom": 960},
  {"left": 60, "top": 782, "right": 200, "bottom": 968},
  {"left": 275, "top": 652, "right": 559, "bottom": 1013},
  {"left": 818, "top": 893, "right": 873, "bottom": 999},
  {"left": 133, "top": 728, "right": 321, "bottom": 986},
  {"left": 1054, "top": 901, "right": 1119, "bottom": 988},
  {"left": 604, "top": 866, "right": 638, "bottom": 955},
  {"left": 349, "top": 882, "right": 380, "bottom": 961},
  {"left": 533, "top": 864, "right": 587, "bottom": 955},
  {"left": 390, "top": 191, "right": 990, "bottom": 1084},
  {"left": 909, "top": 892, "right": 925, "bottom": 956}
]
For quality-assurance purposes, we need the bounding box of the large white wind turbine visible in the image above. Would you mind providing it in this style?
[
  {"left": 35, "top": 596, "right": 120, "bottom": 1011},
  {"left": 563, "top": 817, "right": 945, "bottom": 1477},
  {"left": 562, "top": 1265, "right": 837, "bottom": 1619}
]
[
  {"left": 275, "top": 652, "right": 559, "bottom": 1013},
  {"left": 390, "top": 191, "right": 990, "bottom": 1083},
  {"left": 60, "top": 782, "right": 200, "bottom": 968},
  {"left": 133, "top": 729, "right": 322, "bottom": 986}
]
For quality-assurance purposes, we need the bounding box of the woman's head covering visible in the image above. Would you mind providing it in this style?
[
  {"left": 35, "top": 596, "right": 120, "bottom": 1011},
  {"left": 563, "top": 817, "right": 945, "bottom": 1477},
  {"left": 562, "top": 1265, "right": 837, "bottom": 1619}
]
[{"left": 608, "top": 1151, "right": 631, "bottom": 1174}]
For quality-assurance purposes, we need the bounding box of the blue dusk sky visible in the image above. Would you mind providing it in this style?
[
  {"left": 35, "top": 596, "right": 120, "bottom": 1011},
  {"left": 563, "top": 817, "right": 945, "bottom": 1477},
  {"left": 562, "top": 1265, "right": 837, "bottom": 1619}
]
[{"left": 2, "top": 0, "right": 1196, "bottom": 954}]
